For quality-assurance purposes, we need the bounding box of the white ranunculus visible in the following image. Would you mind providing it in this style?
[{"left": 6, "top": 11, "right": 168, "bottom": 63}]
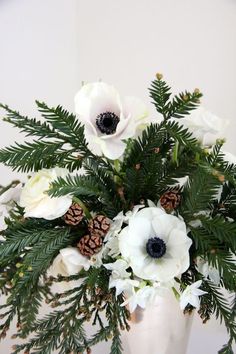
[
  {"left": 19, "top": 168, "right": 72, "bottom": 220},
  {"left": 119, "top": 207, "right": 192, "bottom": 282},
  {"left": 222, "top": 151, "right": 236, "bottom": 165},
  {"left": 74, "top": 82, "right": 148, "bottom": 159},
  {"left": 179, "top": 280, "right": 207, "bottom": 310},
  {"left": 175, "top": 106, "right": 227, "bottom": 146},
  {"left": 49, "top": 247, "right": 90, "bottom": 277},
  {"left": 0, "top": 184, "right": 22, "bottom": 230}
]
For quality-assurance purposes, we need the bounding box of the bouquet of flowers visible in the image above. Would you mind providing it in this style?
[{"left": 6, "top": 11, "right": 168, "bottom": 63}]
[{"left": 0, "top": 74, "right": 235, "bottom": 354}]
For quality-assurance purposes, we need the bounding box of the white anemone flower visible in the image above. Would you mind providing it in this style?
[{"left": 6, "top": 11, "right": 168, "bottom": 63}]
[
  {"left": 180, "top": 280, "right": 207, "bottom": 310},
  {"left": 119, "top": 207, "right": 192, "bottom": 282},
  {"left": 74, "top": 82, "right": 148, "bottom": 159}
]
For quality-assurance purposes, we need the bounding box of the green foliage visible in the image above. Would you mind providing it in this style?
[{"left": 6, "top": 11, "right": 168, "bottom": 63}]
[
  {"left": 49, "top": 174, "right": 102, "bottom": 198},
  {"left": 149, "top": 75, "right": 202, "bottom": 119},
  {"left": 0, "top": 75, "right": 235, "bottom": 353},
  {"left": 181, "top": 166, "right": 221, "bottom": 220},
  {"left": 202, "top": 281, "right": 236, "bottom": 350}
]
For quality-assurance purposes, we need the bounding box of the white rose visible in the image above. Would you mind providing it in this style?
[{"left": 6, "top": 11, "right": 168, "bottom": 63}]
[
  {"left": 49, "top": 247, "right": 91, "bottom": 277},
  {"left": 119, "top": 207, "right": 192, "bottom": 282},
  {"left": 20, "top": 167, "right": 72, "bottom": 220},
  {"left": 74, "top": 82, "right": 148, "bottom": 159},
  {"left": 175, "top": 106, "right": 227, "bottom": 146}
]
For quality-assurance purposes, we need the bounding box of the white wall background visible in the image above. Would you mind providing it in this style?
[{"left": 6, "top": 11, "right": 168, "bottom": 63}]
[{"left": 0, "top": 0, "right": 235, "bottom": 353}]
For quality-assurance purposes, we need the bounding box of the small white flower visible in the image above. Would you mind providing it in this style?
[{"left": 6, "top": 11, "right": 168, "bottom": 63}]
[
  {"left": 121, "top": 285, "right": 160, "bottom": 313},
  {"left": 20, "top": 167, "right": 72, "bottom": 220},
  {"left": 175, "top": 107, "right": 227, "bottom": 146},
  {"left": 119, "top": 206, "right": 192, "bottom": 282},
  {"left": 74, "top": 82, "right": 148, "bottom": 159},
  {"left": 180, "top": 280, "right": 207, "bottom": 310},
  {"left": 109, "top": 278, "right": 140, "bottom": 297},
  {"left": 49, "top": 247, "right": 90, "bottom": 277},
  {"left": 103, "top": 211, "right": 126, "bottom": 258},
  {"left": 104, "top": 259, "right": 130, "bottom": 279},
  {"left": 196, "top": 257, "right": 220, "bottom": 285}
]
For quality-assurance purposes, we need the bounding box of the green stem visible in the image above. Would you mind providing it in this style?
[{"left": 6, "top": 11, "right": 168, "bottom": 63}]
[
  {"left": 172, "top": 141, "right": 179, "bottom": 166},
  {"left": 0, "top": 180, "right": 20, "bottom": 196},
  {"left": 72, "top": 196, "right": 92, "bottom": 220}
]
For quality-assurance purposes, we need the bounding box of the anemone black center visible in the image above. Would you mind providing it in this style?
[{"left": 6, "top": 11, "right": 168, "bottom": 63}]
[
  {"left": 146, "top": 237, "right": 166, "bottom": 259},
  {"left": 96, "top": 111, "right": 120, "bottom": 135}
]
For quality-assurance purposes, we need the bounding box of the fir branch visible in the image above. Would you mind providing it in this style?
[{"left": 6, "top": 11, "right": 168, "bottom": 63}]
[
  {"left": 149, "top": 76, "right": 202, "bottom": 120},
  {"left": 149, "top": 77, "right": 171, "bottom": 119},
  {"left": 167, "top": 89, "right": 202, "bottom": 119},
  {"left": 0, "top": 140, "right": 64, "bottom": 172},
  {"left": 200, "top": 215, "right": 236, "bottom": 250},
  {"left": 181, "top": 166, "right": 221, "bottom": 220},
  {"left": 202, "top": 281, "right": 236, "bottom": 350},
  {"left": 123, "top": 123, "right": 166, "bottom": 168},
  {"left": 49, "top": 174, "right": 101, "bottom": 198},
  {"left": 164, "top": 120, "right": 199, "bottom": 148},
  {"left": 36, "top": 101, "right": 89, "bottom": 153},
  {"left": 0, "top": 103, "right": 60, "bottom": 139}
]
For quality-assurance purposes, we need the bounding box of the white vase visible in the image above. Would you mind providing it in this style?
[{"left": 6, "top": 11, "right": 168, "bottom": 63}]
[{"left": 121, "top": 291, "right": 193, "bottom": 354}]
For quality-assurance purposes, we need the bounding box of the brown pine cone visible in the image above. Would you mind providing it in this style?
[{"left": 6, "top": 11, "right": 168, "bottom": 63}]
[
  {"left": 77, "top": 234, "right": 103, "bottom": 257},
  {"left": 160, "top": 189, "right": 181, "bottom": 212},
  {"left": 64, "top": 203, "right": 84, "bottom": 226},
  {"left": 88, "top": 215, "right": 110, "bottom": 237}
]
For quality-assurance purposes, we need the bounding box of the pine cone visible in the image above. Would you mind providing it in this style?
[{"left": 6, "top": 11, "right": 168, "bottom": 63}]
[
  {"left": 160, "top": 189, "right": 181, "bottom": 211},
  {"left": 64, "top": 203, "right": 84, "bottom": 226},
  {"left": 88, "top": 215, "right": 110, "bottom": 237},
  {"left": 77, "top": 234, "right": 103, "bottom": 257}
]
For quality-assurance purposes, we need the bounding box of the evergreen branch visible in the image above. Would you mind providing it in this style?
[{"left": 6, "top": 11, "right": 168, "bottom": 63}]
[
  {"left": 207, "top": 252, "right": 236, "bottom": 291},
  {"left": 200, "top": 216, "right": 236, "bottom": 250},
  {"left": 49, "top": 174, "right": 101, "bottom": 198},
  {"left": 36, "top": 101, "right": 89, "bottom": 153},
  {"left": 181, "top": 166, "right": 221, "bottom": 219},
  {"left": 164, "top": 120, "right": 199, "bottom": 148},
  {"left": 149, "top": 77, "right": 171, "bottom": 119},
  {"left": 0, "top": 140, "right": 65, "bottom": 172},
  {"left": 167, "top": 89, "right": 202, "bottom": 119},
  {"left": 202, "top": 281, "right": 236, "bottom": 349},
  {"left": 123, "top": 122, "right": 166, "bottom": 168},
  {"left": 0, "top": 103, "right": 59, "bottom": 139}
]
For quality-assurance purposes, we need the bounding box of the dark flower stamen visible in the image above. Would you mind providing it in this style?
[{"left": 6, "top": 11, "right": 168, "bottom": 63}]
[
  {"left": 146, "top": 237, "right": 166, "bottom": 259},
  {"left": 96, "top": 111, "right": 120, "bottom": 135}
]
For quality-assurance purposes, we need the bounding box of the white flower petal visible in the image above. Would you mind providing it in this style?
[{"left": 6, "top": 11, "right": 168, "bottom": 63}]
[
  {"left": 20, "top": 168, "right": 72, "bottom": 220},
  {"left": 74, "top": 82, "right": 148, "bottom": 160},
  {"left": 75, "top": 82, "right": 121, "bottom": 124},
  {"left": 122, "top": 96, "right": 148, "bottom": 123},
  {"left": 118, "top": 206, "right": 191, "bottom": 282}
]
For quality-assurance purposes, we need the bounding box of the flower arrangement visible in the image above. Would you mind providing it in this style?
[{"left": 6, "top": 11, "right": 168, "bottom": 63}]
[{"left": 0, "top": 74, "right": 235, "bottom": 354}]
